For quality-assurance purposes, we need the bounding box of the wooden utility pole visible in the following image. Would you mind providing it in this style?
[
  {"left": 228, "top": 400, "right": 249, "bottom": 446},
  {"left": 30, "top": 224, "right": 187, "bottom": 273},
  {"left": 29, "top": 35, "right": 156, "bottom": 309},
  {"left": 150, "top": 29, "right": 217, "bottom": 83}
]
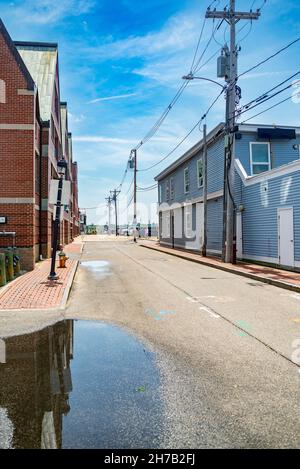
[
  {"left": 201, "top": 124, "right": 208, "bottom": 257},
  {"left": 206, "top": 0, "right": 260, "bottom": 263},
  {"left": 110, "top": 189, "right": 120, "bottom": 236},
  {"left": 132, "top": 149, "right": 137, "bottom": 242},
  {"left": 105, "top": 196, "right": 112, "bottom": 233}
]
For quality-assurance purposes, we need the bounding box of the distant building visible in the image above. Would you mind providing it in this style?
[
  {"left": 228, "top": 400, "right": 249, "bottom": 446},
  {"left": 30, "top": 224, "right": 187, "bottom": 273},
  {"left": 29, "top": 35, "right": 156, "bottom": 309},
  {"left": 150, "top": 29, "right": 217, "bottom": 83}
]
[
  {"left": 156, "top": 123, "right": 300, "bottom": 271},
  {"left": 79, "top": 210, "right": 87, "bottom": 234},
  {"left": 0, "top": 19, "right": 80, "bottom": 270}
]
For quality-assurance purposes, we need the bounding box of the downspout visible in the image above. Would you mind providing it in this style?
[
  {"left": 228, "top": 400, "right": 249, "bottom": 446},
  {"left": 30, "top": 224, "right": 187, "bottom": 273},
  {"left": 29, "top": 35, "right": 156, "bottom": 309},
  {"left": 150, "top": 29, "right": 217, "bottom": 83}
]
[{"left": 39, "top": 123, "right": 43, "bottom": 259}]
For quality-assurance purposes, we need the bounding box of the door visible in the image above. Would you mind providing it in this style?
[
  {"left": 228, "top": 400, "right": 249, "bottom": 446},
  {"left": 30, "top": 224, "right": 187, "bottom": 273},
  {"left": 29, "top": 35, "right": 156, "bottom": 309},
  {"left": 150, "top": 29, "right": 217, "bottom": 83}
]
[
  {"left": 278, "top": 207, "right": 294, "bottom": 267},
  {"left": 236, "top": 212, "right": 243, "bottom": 259}
]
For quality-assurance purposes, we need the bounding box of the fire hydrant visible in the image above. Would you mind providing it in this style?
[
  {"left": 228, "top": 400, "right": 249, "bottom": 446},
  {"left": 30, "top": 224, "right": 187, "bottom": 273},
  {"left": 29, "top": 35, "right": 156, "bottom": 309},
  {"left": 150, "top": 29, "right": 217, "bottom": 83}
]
[{"left": 58, "top": 251, "right": 68, "bottom": 268}]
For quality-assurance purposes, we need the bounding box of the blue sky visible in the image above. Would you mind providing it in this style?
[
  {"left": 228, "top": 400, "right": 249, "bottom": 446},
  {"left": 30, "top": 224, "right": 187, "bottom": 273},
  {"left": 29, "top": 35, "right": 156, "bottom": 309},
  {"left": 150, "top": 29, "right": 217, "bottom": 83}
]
[{"left": 1, "top": 0, "right": 300, "bottom": 224}]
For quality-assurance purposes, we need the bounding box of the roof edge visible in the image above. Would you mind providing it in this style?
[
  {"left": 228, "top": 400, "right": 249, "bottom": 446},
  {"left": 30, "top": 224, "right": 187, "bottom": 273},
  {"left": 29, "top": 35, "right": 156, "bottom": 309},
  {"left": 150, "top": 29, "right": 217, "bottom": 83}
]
[
  {"left": 0, "top": 19, "right": 35, "bottom": 91},
  {"left": 14, "top": 40, "right": 58, "bottom": 50},
  {"left": 155, "top": 122, "right": 225, "bottom": 181}
]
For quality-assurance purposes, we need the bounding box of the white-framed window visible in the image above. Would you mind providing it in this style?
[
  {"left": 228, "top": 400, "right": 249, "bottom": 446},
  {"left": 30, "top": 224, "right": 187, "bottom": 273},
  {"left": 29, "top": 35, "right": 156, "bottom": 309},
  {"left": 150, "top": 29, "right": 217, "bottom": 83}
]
[
  {"left": 197, "top": 157, "right": 203, "bottom": 188},
  {"left": 250, "top": 142, "right": 271, "bottom": 175},
  {"left": 159, "top": 184, "right": 162, "bottom": 203},
  {"left": 165, "top": 180, "right": 170, "bottom": 201},
  {"left": 170, "top": 177, "right": 175, "bottom": 200},
  {"left": 184, "top": 167, "right": 189, "bottom": 193}
]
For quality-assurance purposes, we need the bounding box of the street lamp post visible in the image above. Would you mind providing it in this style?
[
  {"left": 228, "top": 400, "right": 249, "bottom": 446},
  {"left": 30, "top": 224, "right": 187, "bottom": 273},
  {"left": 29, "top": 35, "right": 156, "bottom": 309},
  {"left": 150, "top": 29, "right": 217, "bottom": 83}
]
[
  {"left": 182, "top": 73, "right": 225, "bottom": 90},
  {"left": 48, "top": 157, "right": 68, "bottom": 281}
]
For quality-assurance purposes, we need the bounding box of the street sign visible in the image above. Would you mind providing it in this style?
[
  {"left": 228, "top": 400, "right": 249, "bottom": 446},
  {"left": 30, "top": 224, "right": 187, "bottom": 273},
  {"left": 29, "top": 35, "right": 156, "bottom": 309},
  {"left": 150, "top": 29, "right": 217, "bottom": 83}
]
[
  {"left": 0, "top": 216, "right": 7, "bottom": 224},
  {"left": 49, "top": 180, "right": 71, "bottom": 205}
]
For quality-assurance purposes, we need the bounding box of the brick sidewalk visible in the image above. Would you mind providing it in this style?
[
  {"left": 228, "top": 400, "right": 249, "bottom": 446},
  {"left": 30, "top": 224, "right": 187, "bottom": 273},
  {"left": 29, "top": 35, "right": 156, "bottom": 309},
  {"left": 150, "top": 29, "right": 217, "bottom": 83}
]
[
  {"left": 0, "top": 239, "right": 83, "bottom": 310},
  {"left": 140, "top": 241, "right": 300, "bottom": 293},
  {"left": 64, "top": 239, "right": 83, "bottom": 254}
]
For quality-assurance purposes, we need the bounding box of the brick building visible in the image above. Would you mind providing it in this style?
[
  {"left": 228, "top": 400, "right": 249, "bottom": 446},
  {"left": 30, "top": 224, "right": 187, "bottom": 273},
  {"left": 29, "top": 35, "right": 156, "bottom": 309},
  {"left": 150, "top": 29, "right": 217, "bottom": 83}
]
[{"left": 0, "top": 19, "right": 79, "bottom": 271}]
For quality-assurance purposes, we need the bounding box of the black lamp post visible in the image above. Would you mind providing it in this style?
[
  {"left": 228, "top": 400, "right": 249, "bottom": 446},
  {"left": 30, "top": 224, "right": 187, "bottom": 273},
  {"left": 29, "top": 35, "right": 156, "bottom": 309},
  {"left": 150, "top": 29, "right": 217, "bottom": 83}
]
[{"left": 48, "top": 157, "right": 68, "bottom": 280}]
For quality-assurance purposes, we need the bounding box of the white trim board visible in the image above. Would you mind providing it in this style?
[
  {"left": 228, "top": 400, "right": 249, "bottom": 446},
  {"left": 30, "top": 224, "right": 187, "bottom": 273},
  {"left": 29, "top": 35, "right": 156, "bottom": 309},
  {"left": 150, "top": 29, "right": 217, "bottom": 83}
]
[
  {"left": 235, "top": 158, "right": 300, "bottom": 186},
  {"left": 158, "top": 190, "right": 223, "bottom": 212}
]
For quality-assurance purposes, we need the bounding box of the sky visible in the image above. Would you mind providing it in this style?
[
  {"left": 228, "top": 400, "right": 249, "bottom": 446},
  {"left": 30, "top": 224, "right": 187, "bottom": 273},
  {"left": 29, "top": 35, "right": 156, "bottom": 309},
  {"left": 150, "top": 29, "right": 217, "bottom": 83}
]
[{"left": 1, "top": 0, "right": 300, "bottom": 225}]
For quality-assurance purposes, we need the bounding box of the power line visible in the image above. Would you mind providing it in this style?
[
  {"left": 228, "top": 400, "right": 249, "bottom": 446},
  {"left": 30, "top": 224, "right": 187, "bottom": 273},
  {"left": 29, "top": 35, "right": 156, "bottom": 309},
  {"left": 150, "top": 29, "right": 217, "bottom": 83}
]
[
  {"left": 236, "top": 78, "right": 300, "bottom": 119},
  {"left": 139, "top": 88, "right": 225, "bottom": 172},
  {"left": 238, "top": 36, "right": 300, "bottom": 79},
  {"left": 236, "top": 70, "right": 300, "bottom": 114},
  {"left": 190, "top": 0, "right": 221, "bottom": 72},
  {"left": 192, "top": 18, "right": 223, "bottom": 73},
  {"left": 137, "top": 183, "right": 158, "bottom": 191},
  {"left": 190, "top": 18, "right": 207, "bottom": 72},
  {"left": 124, "top": 178, "right": 134, "bottom": 196},
  {"left": 113, "top": 1, "right": 227, "bottom": 197},
  {"left": 240, "top": 95, "right": 294, "bottom": 124}
]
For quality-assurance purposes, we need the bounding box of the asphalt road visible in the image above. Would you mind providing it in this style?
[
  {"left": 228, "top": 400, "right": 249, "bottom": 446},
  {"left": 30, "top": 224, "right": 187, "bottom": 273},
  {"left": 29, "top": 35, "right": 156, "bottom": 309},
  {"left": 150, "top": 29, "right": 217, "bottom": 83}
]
[{"left": 66, "top": 235, "right": 300, "bottom": 448}]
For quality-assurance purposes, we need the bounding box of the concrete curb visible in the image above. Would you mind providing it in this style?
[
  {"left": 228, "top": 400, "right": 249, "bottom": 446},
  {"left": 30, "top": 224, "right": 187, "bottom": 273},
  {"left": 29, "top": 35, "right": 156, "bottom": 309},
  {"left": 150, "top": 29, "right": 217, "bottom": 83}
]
[
  {"left": 60, "top": 260, "right": 79, "bottom": 309},
  {"left": 140, "top": 243, "right": 300, "bottom": 294}
]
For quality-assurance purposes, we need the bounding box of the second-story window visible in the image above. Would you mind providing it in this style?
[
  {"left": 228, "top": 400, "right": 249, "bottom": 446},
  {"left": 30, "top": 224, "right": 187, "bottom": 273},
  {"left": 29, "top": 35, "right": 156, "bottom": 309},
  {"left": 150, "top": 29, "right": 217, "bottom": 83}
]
[
  {"left": 197, "top": 157, "right": 203, "bottom": 188},
  {"left": 250, "top": 142, "right": 270, "bottom": 175},
  {"left": 184, "top": 167, "right": 189, "bottom": 193},
  {"left": 165, "top": 180, "right": 170, "bottom": 201},
  {"left": 170, "top": 177, "right": 175, "bottom": 200}
]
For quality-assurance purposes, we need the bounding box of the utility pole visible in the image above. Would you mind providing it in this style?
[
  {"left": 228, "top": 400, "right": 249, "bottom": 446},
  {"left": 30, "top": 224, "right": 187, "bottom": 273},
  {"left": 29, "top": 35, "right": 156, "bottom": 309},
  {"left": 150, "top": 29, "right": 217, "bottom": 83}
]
[
  {"left": 110, "top": 189, "right": 120, "bottom": 236},
  {"left": 201, "top": 124, "right": 207, "bottom": 257},
  {"left": 206, "top": 1, "right": 260, "bottom": 263},
  {"left": 105, "top": 196, "right": 112, "bottom": 233},
  {"left": 132, "top": 149, "right": 138, "bottom": 242}
]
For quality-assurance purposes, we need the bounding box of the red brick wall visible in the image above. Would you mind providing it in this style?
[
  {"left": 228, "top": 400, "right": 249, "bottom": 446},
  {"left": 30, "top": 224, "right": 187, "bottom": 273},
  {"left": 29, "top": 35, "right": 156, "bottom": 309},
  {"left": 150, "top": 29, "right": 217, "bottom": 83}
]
[
  {"left": 0, "top": 29, "right": 37, "bottom": 270},
  {"left": 0, "top": 203, "right": 34, "bottom": 246}
]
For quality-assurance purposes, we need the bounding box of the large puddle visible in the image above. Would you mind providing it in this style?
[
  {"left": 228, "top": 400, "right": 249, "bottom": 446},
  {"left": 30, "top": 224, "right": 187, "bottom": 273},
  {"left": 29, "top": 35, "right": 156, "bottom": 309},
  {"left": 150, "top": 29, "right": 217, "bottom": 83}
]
[{"left": 0, "top": 320, "right": 163, "bottom": 449}]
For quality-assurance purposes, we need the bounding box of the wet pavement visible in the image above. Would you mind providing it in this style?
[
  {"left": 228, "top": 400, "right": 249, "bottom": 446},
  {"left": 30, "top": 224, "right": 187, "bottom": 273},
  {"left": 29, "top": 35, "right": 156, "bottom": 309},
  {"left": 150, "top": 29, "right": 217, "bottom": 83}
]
[
  {"left": 0, "top": 319, "right": 163, "bottom": 449},
  {"left": 1, "top": 236, "right": 300, "bottom": 449}
]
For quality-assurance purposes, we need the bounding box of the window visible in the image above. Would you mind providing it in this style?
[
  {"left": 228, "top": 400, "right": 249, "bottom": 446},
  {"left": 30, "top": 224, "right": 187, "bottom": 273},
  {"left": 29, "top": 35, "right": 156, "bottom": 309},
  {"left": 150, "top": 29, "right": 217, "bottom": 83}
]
[
  {"left": 35, "top": 153, "right": 40, "bottom": 194},
  {"left": 184, "top": 167, "right": 189, "bottom": 193},
  {"left": 250, "top": 142, "right": 270, "bottom": 175},
  {"left": 170, "top": 177, "right": 175, "bottom": 199},
  {"left": 165, "top": 180, "right": 170, "bottom": 201},
  {"left": 197, "top": 157, "right": 203, "bottom": 188},
  {"left": 159, "top": 185, "right": 162, "bottom": 203}
]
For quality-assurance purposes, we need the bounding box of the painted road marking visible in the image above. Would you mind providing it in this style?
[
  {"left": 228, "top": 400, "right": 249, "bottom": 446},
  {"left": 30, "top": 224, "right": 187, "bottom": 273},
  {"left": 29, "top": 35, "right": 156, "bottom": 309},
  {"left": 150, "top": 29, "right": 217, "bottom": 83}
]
[
  {"left": 145, "top": 308, "right": 175, "bottom": 321},
  {"left": 199, "top": 306, "right": 220, "bottom": 319},
  {"left": 235, "top": 320, "right": 253, "bottom": 337},
  {"left": 186, "top": 296, "right": 220, "bottom": 318}
]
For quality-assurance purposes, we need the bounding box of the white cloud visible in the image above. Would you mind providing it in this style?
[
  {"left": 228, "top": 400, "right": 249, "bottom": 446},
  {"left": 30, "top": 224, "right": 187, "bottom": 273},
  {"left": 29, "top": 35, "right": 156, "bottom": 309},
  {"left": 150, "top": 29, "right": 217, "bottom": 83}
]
[
  {"left": 87, "top": 93, "right": 138, "bottom": 104},
  {"left": 4, "top": 0, "right": 95, "bottom": 25},
  {"left": 68, "top": 112, "right": 86, "bottom": 123},
  {"left": 82, "top": 13, "right": 205, "bottom": 61},
  {"left": 73, "top": 136, "right": 136, "bottom": 144}
]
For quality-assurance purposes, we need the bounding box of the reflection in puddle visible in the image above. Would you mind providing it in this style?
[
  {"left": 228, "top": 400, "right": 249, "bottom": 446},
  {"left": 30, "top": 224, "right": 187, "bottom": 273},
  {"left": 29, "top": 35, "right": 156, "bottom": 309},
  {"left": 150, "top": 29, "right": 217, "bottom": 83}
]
[
  {"left": 80, "top": 260, "right": 111, "bottom": 278},
  {"left": 0, "top": 320, "right": 163, "bottom": 449}
]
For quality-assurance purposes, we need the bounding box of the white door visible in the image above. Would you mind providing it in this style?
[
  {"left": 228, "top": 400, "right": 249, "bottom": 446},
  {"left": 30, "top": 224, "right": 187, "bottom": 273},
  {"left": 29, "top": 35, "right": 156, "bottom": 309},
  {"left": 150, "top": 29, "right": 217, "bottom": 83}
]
[
  {"left": 236, "top": 212, "right": 243, "bottom": 259},
  {"left": 278, "top": 207, "right": 294, "bottom": 267}
]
